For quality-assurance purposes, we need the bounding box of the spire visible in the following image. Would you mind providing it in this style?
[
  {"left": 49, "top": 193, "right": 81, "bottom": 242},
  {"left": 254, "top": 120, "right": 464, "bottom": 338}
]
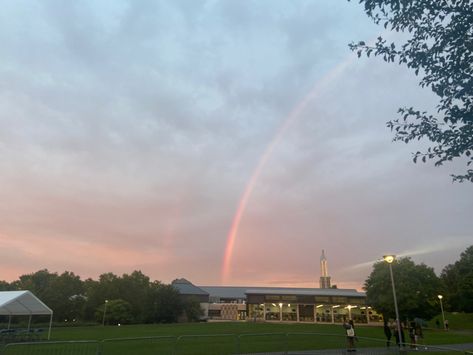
[
  {"left": 319, "top": 249, "right": 331, "bottom": 288},
  {"left": 320, "top": 250, "right": 328, "bottom": 277}
]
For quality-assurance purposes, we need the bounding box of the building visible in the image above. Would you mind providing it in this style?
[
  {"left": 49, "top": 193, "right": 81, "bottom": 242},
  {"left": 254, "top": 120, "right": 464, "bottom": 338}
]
[
  {"left": 199, "top": 284, "right": 381, "bottom": 324},
  {"left": 173, "top": 251, "right": 382, "bottom": 324}
]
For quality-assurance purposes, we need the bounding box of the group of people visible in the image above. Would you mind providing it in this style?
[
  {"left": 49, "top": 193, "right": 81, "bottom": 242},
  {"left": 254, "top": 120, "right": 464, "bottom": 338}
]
[
  {"left": 343, "top": 318, "right": 431, "bottom": 352},
  {"left": 383, "top": 319, "right": 424, "bottom": 349},
  {"left": 435, "top": 318, "right": 449, "bottom": 330}
]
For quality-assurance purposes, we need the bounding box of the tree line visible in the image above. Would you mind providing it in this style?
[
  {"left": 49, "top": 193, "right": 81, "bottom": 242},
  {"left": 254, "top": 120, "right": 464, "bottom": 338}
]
[
  {"left": 0, "top": 270, "right": 202, "bottom": 325},
  {"left": 1, "top": 246, "right": 471, "bottom": 326},
  {"left": 365, "top": 245, "right": 473, "bottom": 321}
]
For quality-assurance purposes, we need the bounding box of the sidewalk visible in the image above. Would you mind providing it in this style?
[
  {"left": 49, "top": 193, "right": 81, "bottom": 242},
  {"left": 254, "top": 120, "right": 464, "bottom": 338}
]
[
  {"left": 245, "top": 343, "right": 473, "bottom": 354},
  {"left": 288, "top": 343, "right": 473, "bottom": 354}
]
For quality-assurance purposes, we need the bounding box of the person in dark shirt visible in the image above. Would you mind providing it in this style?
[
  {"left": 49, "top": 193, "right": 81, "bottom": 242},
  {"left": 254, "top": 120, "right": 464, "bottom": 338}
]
[{"left": 383, "top": 320, "right": 392, "bottom": 347}]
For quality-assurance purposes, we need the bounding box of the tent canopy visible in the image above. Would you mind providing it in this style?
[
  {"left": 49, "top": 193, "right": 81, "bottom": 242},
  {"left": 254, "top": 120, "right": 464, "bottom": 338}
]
[{"left": 0, "top": 291, "right": 52, "bottom": 316}]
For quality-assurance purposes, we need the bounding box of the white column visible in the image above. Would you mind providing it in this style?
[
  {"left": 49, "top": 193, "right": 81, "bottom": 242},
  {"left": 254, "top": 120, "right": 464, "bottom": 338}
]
[
  {"left": 331, "top": 307, "right": 334, "bottom": 323},
  {"left": 296, "top": 305, "right": 300, "bottom": 322}
]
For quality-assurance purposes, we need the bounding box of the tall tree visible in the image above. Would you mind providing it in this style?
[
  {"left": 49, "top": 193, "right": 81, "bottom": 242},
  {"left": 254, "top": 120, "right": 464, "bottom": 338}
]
[
  {"left": 14, "top": 270, "right": 85, "bottom": 322},
  {"left": 350, "top": 0, "right": 473, "bottom": 182},
  {"left": 49, "top": 271, "right": 84, "bottom": 322},
  {"left": 118, "top": 271, "right": 152, "bottom": 323},
  {"left": 152, "top": 283, "right": 184, "bottom": 323},
  {"left": 365, "top": 257, "right": 441, "bottom": 320},
  {"left": 440, "top": 245, "right": 473, "bottom": 312}
]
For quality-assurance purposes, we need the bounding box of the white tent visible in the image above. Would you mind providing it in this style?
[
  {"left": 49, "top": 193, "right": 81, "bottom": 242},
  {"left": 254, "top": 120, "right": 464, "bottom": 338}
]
[{"left": 0, "top": 290, "right": 53, "bottom": 339}]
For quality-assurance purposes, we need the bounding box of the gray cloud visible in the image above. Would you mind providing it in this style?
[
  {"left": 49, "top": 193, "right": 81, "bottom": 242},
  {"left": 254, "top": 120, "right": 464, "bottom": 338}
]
[{"left": 0, "top": 0, "right": 471, "bottom": 286}]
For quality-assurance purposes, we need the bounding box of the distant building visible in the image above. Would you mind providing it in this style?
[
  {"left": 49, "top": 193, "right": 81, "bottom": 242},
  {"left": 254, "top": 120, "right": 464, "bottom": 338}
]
[
  {"left": 319, "top": 249, "right": 332, "bottom": 289},
  {"left": 172, "top": 281, "right": 381, "bottom": 324},
  {"left": 171, "top": 251, "right": 383, "bottom": 324}
]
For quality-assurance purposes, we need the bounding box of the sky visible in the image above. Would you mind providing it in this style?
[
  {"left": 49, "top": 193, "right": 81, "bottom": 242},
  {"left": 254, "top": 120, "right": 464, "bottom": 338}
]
[{"left": 0, "top": 0, "right": 472, "bottom": 291}]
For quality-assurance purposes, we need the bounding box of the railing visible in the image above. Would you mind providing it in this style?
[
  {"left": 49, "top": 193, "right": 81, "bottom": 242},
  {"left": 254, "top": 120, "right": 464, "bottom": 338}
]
[
  {"left": 2, "top": 332, "right": 472, "bottom": 354},
  {"left": 2, "top": 340, "right": 99, "bottom": 355}
]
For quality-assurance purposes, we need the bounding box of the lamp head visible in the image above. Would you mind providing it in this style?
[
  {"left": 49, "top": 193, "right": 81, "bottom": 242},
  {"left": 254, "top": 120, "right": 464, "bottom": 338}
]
[
  {"left": 383, "top": 255, "right": 395, "bottom": 263},
  {"left": 438, "top": 295, "right": 443, "bottom": 300}
]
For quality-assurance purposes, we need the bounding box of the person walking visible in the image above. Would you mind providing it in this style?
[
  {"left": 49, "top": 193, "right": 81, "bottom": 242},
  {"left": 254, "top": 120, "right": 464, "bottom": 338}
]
[
  {"left": 408, "top": 321, "right": 417, "bottom": 349},
  {"left": 415, "top": 321, "right": 424, "bottom": 348},
  {"left": 343, "top": 319, "right": 357, "bottom": 352},
  {"left": 393, "top": 320, "right": 405, "bottom": 348},
  {"left": 383, "top": 320, "right": 392, "bottom": 347}
]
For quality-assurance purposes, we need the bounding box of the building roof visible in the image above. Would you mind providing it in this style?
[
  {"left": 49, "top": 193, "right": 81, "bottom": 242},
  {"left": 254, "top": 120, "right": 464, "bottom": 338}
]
[
  {"left": 0, "top": 291, "right": 53, "bottom": 315},
  {"left": 172, "top": 278, "right": 209, "bottom": 296},
  {"left": 199, "top": 286, "right": 249, "bottom": 299},
  {"left": 245, "top": 288, "right": 365, "bottom": 297},
  {"left": 199, "top": 286, "right": 365, "bottom": 299}
]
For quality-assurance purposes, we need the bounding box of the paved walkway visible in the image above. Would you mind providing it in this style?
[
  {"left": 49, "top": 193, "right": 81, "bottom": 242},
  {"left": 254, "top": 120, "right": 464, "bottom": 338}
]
[{"left": 246, "top": 343, "right": 473, "bottom": 354}]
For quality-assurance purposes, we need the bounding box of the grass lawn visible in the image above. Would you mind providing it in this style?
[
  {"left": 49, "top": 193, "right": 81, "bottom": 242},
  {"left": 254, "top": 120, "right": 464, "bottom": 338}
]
[
  {"left": 3, "top": 321, "right": 473, "bottom": 354},
  {"left": 429, "top": 312, "right": 473, "bottom": 330}
]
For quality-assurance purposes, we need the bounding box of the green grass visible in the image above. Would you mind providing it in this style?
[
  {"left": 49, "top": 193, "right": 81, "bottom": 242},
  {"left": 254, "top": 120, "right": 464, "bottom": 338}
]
[
  {"left": 3, "top": 322, "right": 473, "bottom": 354},
  {"left": 430, "top": 312, "right": 473, "bottom": 330}
]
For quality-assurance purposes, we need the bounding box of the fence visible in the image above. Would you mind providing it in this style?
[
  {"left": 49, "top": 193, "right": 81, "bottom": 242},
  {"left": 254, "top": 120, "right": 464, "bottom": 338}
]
[{"left": 2, "top": 333, "right": 472, "bottom": 354}]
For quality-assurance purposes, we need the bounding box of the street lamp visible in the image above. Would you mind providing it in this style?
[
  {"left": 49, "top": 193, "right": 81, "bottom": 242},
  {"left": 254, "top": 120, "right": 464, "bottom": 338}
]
[
  {"left": 438, "top": 295, "right": 446, "bottom": 330},
  {"left": 102, "top": 300, "right": 109, "bottom": 326},
  {"left": 383, "top": 254, "right": 403, "bottom": 347}
]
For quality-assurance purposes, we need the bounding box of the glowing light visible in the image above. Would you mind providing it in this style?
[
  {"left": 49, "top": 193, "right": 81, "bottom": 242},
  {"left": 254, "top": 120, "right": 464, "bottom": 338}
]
[{"left": 383, "top": 255, "right": 395, "bottom": 263}]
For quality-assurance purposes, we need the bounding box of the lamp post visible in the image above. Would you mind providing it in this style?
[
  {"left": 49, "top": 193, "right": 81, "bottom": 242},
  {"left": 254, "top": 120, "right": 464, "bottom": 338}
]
[
  {"left": 102, "top": 300, "right": 109, "bottom": 326},
  {"left": 438, "top": 295, "right": 446, "bottom": 330},
  {"left": 383, "top": 255, "right": 403, "bottom": 347}
]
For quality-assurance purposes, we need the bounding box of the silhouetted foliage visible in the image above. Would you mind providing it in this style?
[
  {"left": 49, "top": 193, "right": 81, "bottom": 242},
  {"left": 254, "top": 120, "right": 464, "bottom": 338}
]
[
  {"left": 152, "top": 283, "right": 184, "bottom": 323},
  {"left": 182, "top": 296, "right": 205, "bottom": 322},
  {"left": 3, "top": 270, "right": 202, "bottom": 325},
  {"left": 96, "top": 299, "right": 133, "bottom": 325},
  {"left": 441, "top": 245, "right": 473, "bottom": 312},
  {"left": 364, "top": 257, "right": 441, "bottom": 320},
  {"left": 350, "top": 0, "right": 473, "bottom": 182}
]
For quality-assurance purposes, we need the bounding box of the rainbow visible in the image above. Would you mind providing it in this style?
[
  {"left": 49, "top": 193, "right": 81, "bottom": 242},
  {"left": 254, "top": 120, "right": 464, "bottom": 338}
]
[{"left": 221, "top": 56, "right": 355, "bottom": 284}]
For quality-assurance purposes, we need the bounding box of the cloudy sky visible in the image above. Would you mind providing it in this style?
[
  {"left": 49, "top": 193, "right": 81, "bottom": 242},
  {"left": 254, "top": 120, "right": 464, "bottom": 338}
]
[{"left": 1, "top": 0, "right": 472, "bottom": 290}]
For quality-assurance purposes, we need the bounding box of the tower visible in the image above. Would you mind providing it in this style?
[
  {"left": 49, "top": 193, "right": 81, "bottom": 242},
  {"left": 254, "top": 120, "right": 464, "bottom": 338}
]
[{"left": 319, "top": 249, "right": 331, "bottom": 288}]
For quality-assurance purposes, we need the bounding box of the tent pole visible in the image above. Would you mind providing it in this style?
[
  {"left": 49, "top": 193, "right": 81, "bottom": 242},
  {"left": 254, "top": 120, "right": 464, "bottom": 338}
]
[
  {"left": 8, "top": 314, "right": 11, "bottom": 329},
  {"left": 47, "top": 313, "right": 53, "bottom": 340},
  {"left": 28, "top": 314, "right": 32, "bottom": 330}
]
